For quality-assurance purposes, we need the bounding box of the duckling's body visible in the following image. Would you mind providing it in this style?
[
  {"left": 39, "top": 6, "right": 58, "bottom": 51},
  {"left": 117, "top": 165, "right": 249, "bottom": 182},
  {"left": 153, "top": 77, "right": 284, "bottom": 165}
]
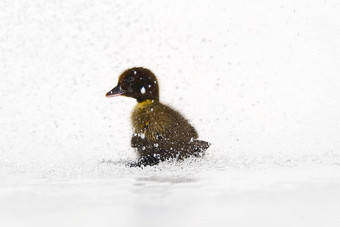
[
  {"left": 106, "top": 67, "right": 210, "bottom": 166},
  {"left": 131, "top": 99, "right": 209, "bottom": 165}
]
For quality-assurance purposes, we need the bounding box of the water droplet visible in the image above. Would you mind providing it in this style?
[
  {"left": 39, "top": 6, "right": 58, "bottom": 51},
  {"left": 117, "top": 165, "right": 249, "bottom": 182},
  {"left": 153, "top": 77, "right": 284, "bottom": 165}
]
[
  {"left": 139, "top": 133, "right": 145, "bottom": 139},
  {"left": 140, "top": 87, "right": 146, "bottom": 94}
]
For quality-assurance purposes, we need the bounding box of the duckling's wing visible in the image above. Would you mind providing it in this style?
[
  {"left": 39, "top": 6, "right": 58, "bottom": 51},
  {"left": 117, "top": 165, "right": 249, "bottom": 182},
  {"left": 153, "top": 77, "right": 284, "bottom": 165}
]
[{"left": 150, "top": 103, "right": 198, "bottom": 143}]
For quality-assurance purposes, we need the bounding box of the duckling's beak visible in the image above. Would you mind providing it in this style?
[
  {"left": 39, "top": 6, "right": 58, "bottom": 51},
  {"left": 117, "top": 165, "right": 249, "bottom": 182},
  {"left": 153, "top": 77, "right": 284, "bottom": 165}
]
[{"left": 106, "top": 84, "right": 125, "bottom": 97}]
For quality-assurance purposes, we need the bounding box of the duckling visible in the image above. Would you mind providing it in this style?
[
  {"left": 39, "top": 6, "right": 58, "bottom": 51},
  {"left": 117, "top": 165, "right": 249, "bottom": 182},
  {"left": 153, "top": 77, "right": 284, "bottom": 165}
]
[{"left": 106, "top": 67, "right": 210, "bottom": 166}]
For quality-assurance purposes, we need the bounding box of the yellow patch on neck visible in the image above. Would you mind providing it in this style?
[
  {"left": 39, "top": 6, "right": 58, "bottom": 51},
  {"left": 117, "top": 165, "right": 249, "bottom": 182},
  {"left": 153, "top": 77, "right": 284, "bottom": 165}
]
[{"left": 136, "top": 99, "right": 154, "bottom": 109}]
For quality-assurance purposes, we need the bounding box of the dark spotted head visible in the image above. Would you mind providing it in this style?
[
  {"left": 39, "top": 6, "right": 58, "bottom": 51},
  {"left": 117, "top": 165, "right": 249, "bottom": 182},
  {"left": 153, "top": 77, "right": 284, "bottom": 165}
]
[{"left": 106, "top": 67, "right": 159, "bottom": 102}]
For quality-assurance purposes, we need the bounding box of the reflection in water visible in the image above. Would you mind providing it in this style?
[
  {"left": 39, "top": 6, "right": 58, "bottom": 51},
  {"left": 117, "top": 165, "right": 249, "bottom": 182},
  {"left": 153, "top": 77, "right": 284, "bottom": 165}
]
[
  {"left": 131, "top": 176, "right": 203, "bottom": 208},
  {"left": 136, "top": 176, "right": 198, "bottom": 184}
]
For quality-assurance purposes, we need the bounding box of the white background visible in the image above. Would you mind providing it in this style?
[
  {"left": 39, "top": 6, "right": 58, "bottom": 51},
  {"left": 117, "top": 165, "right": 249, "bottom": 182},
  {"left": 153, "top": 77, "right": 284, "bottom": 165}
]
[{"left": 1, "top": 0, "right": 340, "bottom": 226}]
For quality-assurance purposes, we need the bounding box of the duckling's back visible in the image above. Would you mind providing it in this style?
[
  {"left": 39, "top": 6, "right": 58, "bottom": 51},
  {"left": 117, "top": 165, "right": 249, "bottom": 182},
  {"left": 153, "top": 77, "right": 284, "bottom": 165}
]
[{"left": 130, "top": 100, "right": 210, "bottom": 165}]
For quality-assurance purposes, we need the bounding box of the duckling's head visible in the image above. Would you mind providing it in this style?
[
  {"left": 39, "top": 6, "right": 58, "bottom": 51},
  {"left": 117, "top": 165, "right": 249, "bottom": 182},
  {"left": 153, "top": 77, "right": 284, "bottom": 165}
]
[{"left": 106, "top": 67, "right": 159, "bottom": 103}]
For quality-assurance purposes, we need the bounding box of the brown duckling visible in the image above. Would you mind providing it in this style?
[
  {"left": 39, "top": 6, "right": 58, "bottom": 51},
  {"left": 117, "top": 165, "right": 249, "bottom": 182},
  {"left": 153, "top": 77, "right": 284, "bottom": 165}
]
[{"left": 106, "top": 67, "right": 210, "bottom": 166}]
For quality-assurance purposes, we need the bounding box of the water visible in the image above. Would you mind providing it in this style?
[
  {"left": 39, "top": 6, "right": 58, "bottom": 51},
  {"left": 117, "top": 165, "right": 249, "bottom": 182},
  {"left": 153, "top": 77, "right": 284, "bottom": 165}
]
[{"left": 1, "top": 158, "right": 340, "bottom": 227}]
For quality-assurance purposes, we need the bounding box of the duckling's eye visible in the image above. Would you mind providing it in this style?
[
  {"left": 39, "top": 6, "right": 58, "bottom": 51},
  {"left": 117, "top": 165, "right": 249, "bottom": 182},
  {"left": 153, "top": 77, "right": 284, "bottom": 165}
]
[{"left": 126, "top": 76, "right": 134, "bottom": 82}]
